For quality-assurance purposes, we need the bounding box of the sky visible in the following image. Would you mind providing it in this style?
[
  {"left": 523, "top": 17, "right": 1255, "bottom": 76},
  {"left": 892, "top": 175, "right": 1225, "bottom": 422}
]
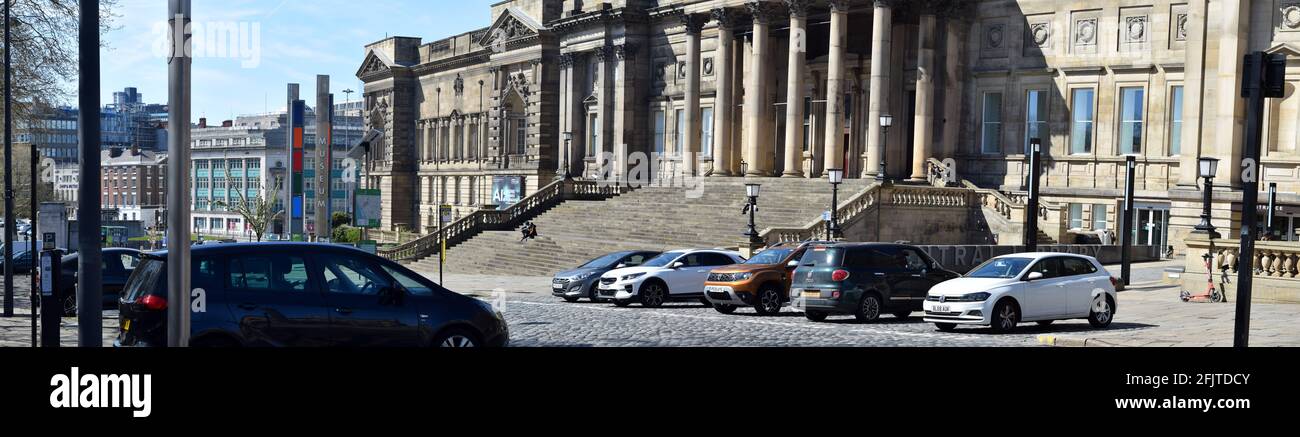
[{"left": 100, "top": 0, "right": 497, "bottom": 122}]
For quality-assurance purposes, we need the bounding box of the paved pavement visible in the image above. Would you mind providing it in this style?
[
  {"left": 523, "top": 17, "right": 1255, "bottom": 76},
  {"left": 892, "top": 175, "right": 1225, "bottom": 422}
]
[
  {"left": 0, "top": 275, "right": 118, "bottom": 347},
  {"left": 1, "top": 259, "right": 1294, "bottom": 347}
]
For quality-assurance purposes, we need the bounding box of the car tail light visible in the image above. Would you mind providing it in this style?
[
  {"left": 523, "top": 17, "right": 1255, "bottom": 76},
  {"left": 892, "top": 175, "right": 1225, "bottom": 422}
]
[
  {"left": 831, "top": 269, "right": 850, "bottom": 282},
  {"left": 138, "top": 295, "right": 167, "bottom": 311},
  {"left": 1110, "top": 277, "right": 1120, "bottom": 289}
]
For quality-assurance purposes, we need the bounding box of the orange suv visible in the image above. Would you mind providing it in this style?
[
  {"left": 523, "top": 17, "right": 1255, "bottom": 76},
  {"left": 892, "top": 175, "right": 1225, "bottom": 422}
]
[{"left": 703, "top": 241, "right": 828, "bottom": 315}]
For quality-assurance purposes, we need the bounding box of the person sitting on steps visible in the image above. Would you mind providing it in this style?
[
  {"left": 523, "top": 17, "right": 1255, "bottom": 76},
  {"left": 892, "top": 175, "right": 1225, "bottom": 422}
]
[{"left": 519, "top": 221, "right": 538, "bottom": 243}]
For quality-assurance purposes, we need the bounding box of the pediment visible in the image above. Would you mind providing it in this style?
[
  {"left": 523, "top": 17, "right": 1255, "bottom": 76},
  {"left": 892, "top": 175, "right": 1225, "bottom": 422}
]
[
  {"left": 356, "top": 50, "right": 396, "bottom": 78},
  {"left": 478, "top": 7, "right": 544, "bottom": 48},
  {"left": 1266, "top": 42, "right": 1300, "bottom": 57}
]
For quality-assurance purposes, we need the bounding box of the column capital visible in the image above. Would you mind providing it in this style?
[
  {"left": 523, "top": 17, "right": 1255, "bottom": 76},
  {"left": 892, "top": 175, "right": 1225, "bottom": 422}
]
[
  {"left": 747, "top": 1, "right": 782, "bottom": 25},
  {"left": 681, "top": 13, "right": 709, "bottom": 35},
  {"left": 594, "top": 45, "right": 614, "bottom": 62},
  {"left": 870, "top": 0, "right": 892, "bottom": 10},
  {"left": 785, "top": 0, "right": 813, "bottom": 18},
  {"left": 711, "top": 7, "right": 742, "bottom": 30},
  {"left": 615, "top": 43, "right": 639, "bottom": 60},
  {"left": 557, "top": 53, "right": 575, "bottom": 68}
]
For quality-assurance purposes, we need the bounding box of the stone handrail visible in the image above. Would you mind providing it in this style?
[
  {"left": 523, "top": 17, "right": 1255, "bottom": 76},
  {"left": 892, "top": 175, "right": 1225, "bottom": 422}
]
[
  {"left": 377, "top": 179, "right": 627, "bottom": 261},
  {"left": 760, "top": 184, "right": 977, "bottom": 245},
  {"left": 962, "top": 180, "right": 1068, "bottom": 243},
  {"left": 1202, "top": 239, "right": 1300, "bottom": 278},
  {"left": 925, "top": 157, "right": 955, "bottom": 187}
]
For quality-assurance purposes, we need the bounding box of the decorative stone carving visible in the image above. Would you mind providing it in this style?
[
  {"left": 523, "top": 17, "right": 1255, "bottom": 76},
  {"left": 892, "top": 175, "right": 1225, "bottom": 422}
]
[
  {"left": 1029, "top": 22, "right": 1051, "bottom": 47},
  {"left": 711, "top": 7, "right": 741, "bottom": 30},
  {"left": 785, "top": 0, "right": 812, "bottom": 18},
  {"left": 1175, "top": 13, "right": 1188, "bottom": 40},
  {"left": 681, "top": 13, "right": 708, "bottom": 34},
  {"left": 454, "top": 74, "right": 465, "bottom": 96},
  {"left": 615, "top": 43, "right": 638, "bottom": 61},
  {"left": 1075, "top": 18, "right": 1098, "bottom": 46},
  {"left": 703, "top": 57, "right": 714, "bottom": 77},
  {"left": 655, "top": 63, "right": 668, "bottom": 82},
  {"left": 1124, "top": 16, "right": 1148, "bottom": 42},
  {"left": 747, "top": 1, "right": 781, "bottom": 25},
  {"left": 678, "top": 60, "right": 689, "bottom": 79},
  {"left": 594, "top": 45, "right": 613, "bottom": 62},
  {"left": 558, "top": 53, "right": 575, "bottom": 68},
  {"left": 1284, "top": 4, "right": 1300, "bottom": 30},
  {"left": 985, "top": 23, "right": 1005, "bottom": 48}
]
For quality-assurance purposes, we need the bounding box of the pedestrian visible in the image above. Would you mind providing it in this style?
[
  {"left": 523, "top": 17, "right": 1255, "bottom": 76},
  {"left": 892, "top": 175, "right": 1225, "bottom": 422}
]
[{"left": 519, "top": 221, "right": 538, "bottom": 243}]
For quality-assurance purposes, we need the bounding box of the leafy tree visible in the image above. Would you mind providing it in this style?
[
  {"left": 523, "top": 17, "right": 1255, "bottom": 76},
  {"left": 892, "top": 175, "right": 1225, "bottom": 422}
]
[{"left": 215, "top": 185, "right": 283, "bottom": 242}]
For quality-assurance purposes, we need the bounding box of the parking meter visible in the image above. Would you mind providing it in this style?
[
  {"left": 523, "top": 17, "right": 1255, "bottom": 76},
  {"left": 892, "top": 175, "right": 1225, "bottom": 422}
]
[{"left": 40, "top": 249, "right": 63, "bottom": 347}]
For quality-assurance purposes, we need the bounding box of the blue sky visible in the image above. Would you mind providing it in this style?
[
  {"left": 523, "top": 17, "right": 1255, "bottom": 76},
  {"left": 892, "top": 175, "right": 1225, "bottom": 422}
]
[{"left": 100, "top": 0, "right": 496, "bottom": 122}]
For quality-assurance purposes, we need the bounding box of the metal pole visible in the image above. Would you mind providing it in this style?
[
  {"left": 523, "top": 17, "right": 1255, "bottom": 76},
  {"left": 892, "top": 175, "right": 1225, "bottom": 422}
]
[
  {"left": 1235, "top": 52, "right": 1273, "bottom": 348},
  {"left": 315, "top": 75, "right": 332, "bottom": 240},
  {"left": 165, "top": 0, "right": 192, "bottom": 347},
  {"left": 1266, "top": 182, "right": 1277, "bottom": 238},
  {"left": 76, "top": 0, "right": 104, "bottom": 345},
  {"left": 31, "top": 147, "right": 37, "bottom": 345},
  {"left": 3, "top": 0, "right": 13, "bottom": 317},
  {"left": 1024, "top": 139, "right": 1041, "bottom": 252},
  {"left": 1120, "top": 156, "right": 1136, "bottom": 286}
]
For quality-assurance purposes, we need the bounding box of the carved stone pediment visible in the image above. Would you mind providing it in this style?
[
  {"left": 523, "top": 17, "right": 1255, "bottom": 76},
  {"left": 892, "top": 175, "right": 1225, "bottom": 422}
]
[
  {"left": 479, "top": 8, "right": 543, "bottom": 50},
  {"left": 356, "top": 50, "right": 397, "bottom": 78}
]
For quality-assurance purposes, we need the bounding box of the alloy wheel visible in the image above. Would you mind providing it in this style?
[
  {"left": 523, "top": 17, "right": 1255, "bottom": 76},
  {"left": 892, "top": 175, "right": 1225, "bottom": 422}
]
[
  {"left": 439, "top": 335, "right": 477, "bottom": 348},
  {"left": 998, "top": 305, "right": 1017, "bottom": 330}
]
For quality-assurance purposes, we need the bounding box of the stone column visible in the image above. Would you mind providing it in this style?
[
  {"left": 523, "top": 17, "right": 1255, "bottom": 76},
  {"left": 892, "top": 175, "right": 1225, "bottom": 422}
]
[
  {"left": 864, "top": 0, "right": 892, "bottom": 178},
  {"left": 683, "top": 14, "right": 707, "bottom": 176},
  {"left": 824, "top": 0, "right": 851, "bottom": 175},
  {"left": 909, "top": 10, "right": 937, "bottom": 181},
  {"left": 783, "top": 0, "right": 810, "bottom": 177},
  {"left": 744, "top": 2, "right": 777, "bottom": 176},
  {"left": 711, "top": 8, "right": 738, "bottom": 176},
  {"left": 1214, "top": 0, "right": 1249, "bottom": 188},
  {"left": 613, "top": 43, "right": 639, "bottom": 180},
  {"left": 595, "top": 46, "right": 615, "bottom": 177},
  {"left": 940, "top": 11, "right": 965, "bottom": 162},
  {"left": 1177, "top": 0, "right": 1209, "bottom": 187}
]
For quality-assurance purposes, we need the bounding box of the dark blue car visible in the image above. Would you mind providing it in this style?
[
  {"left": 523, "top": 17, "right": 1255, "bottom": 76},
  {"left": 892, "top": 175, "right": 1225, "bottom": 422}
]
[{"left": 115, "top": 243, "right": 508, "bottom": 347}]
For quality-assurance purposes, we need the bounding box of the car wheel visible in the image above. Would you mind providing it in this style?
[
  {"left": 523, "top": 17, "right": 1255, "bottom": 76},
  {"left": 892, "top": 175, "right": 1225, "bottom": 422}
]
[
  {"left": 754, "top": 286, "right": 783, "bottom": 315},
  {"left": 640, "top": 282, "right": 667, "bottom": 308},
  {"left": 562, "top": 296, "right": 580, "bottom": 303},
  {"left": 935, "top": 323, "right": 957, "bottom": 332},
  {"left": 588, "top": 284, "right": 604, "bottom": 303},
  {"left": 613, "top": 299, "right": 632, "bottom": 308},
  {"left": 1088, "top": 295, "right": 1115, "bottom": 328},
  {"left": 990, "top": 299, "right": 1019, "bottom": 333},
  {"left": 1036, "top": 320, "right": 1054, "bottom": 326},
  {"left": 62, "top": 294, "right": 77, "bottom": 317},
  {"left": 805, "top": 310, "right": 828, "bottom": 322},
  {"left": 892, "top": 310, "right": 912, "bottom": 320},
  {"left": 699, "top": 298, "right": 712, "bottom": 307},
  {"left": 433, "top": 327, "right": 483, "bottom": 348},
  {"left": 854, "top": 293, "right": 882, "bottom": 323},
  {"left": 713, "top": 304, "right": 737, "bottom": 314}
]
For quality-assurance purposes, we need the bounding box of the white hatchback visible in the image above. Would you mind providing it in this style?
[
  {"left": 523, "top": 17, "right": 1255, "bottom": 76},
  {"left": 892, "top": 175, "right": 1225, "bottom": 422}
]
[
  {"left": 923, "top": 253, "right": 1118, "bottom": 332},
  {"left": 597, "top": 249, "right": 746, "bottom": 308}
]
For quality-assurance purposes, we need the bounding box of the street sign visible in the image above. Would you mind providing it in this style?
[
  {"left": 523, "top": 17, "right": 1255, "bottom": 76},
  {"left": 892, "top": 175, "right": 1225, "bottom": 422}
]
[
  {"left": 822, "top": 211, "right": 832, "bottom": 222},
  {"left": 440, "top": 204, "right": 453, "bottom": 224},
  {"left": 355, "top": 189, "right": 382, "bottom": 228},
  {"left": 43, "top": 232, "right": 55, "bottom": 246}
]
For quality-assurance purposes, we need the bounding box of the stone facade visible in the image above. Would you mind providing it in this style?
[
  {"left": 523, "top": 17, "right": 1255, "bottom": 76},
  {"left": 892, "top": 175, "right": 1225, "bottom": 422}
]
[{"left": 359, "top": 0, "right": 1300, "bottom": 252}]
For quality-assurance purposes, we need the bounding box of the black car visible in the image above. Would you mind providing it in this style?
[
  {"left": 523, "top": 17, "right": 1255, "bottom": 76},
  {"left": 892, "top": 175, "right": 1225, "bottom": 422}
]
[
  {"left": 0, "top": 250, "right": 34, "bottom": 273},
  {"left": 59, "top": 248, "right": 145, "bottom": 316},
  {"left": 791, "top": 243, "right": 958, "bottom": 322},
  {"left": 114, "top": 243, "right": 508, "bottom": 347}
]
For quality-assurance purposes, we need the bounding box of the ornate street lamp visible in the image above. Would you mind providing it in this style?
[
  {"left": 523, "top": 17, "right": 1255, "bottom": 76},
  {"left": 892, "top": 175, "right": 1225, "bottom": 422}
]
[
  {"left": 558, "top": 131, "right": 573, "bottom": 180},
  {"left": 740, "top": 160, "right": 749, "bottom": 178},
  {"left": 1194, "top": 157, "right": 1220, "bottom": 238},
  {"left": 744, "top": 182, "right": 761, "bottom": 244},
  {"left": 877, "top": 114, "right": 893, "bottom": 183},
  {"left": 827, "top": 168, "right": 843, "bottom": 240}
]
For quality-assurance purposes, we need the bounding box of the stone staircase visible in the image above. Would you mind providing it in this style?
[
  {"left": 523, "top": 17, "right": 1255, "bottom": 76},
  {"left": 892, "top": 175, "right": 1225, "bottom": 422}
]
[{"left": 407, "top": 177, "right": 875, "bottom": 277}]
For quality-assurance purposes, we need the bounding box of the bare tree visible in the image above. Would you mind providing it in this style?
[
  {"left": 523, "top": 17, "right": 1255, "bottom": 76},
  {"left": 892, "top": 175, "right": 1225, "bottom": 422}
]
[{"left": 215, "top": 185, "right": 283, "bottom": 242}]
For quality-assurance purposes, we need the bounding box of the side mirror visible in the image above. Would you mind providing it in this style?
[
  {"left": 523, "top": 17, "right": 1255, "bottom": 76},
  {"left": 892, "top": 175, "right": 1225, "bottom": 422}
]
[
  {"left": 1025, "top": 272, "right": 1044, "bottom": 281},
  {"left": 671, "top": 262, "right": 685, "bottom": 269},
  {"left": 615, "top": 263, "right": 627, "bottom": 269},
  {"left": 786, "top": 260, "right": 798, "bottom": 269}
]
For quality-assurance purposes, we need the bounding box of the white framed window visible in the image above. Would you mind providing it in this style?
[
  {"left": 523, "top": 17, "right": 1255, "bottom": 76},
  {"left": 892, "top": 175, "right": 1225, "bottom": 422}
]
[
  {"left": 1092, "top": 204, "right": 1108, "bottom": 231},
  {"left": 1118, "top": 87, "right": 1145, "bottom": 155},
  {"left": 587, "top": 113, "right": 599, "bottom": 157},
  {"left": 980, "top": 92, "right": 1003, "bottom": 154},
  {"left": 1169, "top": 85, "right": 1184, "bottom": 156},
  {"left": 1071, "top": 88, "right": 1095, "bottom": 155},
  {"left": 652, "top": 110, "right": 666, "bottom": 155},
  {"left": 1024, "top": 89, "right": 1048, "bottom": 154},
  {"left": 675, "top": 108, "right": 686, "bottom": 156},
  {"left": 1069, "top": 203, "right": 1085, "bottom": 229},
  {"left": 701, "top": 107, "right": 714, "bottom": 157}
]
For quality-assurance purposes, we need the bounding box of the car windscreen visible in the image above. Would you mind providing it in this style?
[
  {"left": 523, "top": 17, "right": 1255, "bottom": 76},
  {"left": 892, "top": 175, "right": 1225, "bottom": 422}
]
[
  {"left": 966, "top": 257, "right": 1034, "bottom": 278},
  {"left": 121, "top": 257, "right": 166, "bottom": 301},
  {"left": 641, "top": 251, "right": 685, "bottom": 268},
  {"left": 799, "top": 247, "right": 843, "bottom": 267},
  {"left": 580, "top": 252, "right": 626, "bottom": 269},
  {"left": 745, "top": 248, "right": 793, "bottom": 265}
]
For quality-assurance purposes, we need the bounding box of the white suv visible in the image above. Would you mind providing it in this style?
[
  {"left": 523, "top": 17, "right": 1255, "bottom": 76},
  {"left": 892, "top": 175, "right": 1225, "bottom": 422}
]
[
  {"left": 923, "top": 253, "right": 1118, "bottom": 332},
  {"left": 598, "top": 249, "right": 746, "bottom": 308}
]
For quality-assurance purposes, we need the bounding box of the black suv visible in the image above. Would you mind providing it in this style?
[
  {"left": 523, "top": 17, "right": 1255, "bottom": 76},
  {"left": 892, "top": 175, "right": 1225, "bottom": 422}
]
[
  {"left": 791, "top": 243, "right": 958, "bottom": 322},
  {"left": 115, "top": 243, "right": 508, "bottom": 347}
]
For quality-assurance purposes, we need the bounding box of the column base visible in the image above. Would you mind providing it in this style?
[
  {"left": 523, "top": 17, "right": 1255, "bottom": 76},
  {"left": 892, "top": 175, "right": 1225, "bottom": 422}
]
[{"left": 781, "top": 171, "right": 804, "bottom": 178}]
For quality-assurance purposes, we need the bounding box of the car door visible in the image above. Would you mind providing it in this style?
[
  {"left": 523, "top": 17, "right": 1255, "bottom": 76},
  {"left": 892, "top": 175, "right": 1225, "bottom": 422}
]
[
  {"left": 223, "top": 251, "right": 333, "bottom": 346},
  {"left": 1061, "top": 257, "right": 1101, "bottom": 317},
  {"left": 1021, "top": 257, "right": 1069, "bottom": 319},
  {"left": 316, "top": 251, "right": 421, "bottom": 347},
  {"left": 666, "top": 253, "right": 709, "bottom": 296},
  {"left": 100, "top": 253, "right": 128, "bottom": 302},
  {"left": 892, "top": 247, "right": 941, "bottom": 309}
]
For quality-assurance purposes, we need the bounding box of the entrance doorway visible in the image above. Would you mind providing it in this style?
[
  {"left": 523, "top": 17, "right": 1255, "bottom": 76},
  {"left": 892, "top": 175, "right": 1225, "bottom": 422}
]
[{"left": 1130, "top": 204, "right": 1170, "bottom": 251}]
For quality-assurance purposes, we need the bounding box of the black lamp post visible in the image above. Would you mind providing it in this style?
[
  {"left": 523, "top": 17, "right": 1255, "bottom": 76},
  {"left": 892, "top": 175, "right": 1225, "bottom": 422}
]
[
  {"left": 1266, "top": 182, "right": 1278, "bottom": 240},
  {"left": 876, "top": 114, "right": 893, "bottom": 183},
  {"left": 559, "top": 131, "right": 572, "bottom": 180},
  {"left": 744, "top": 182, "right": 761, "bottom": 244},
  {"left": 740, "top": 160, "right": 749, "bottom": 179},
  {"left": 1194, "top": 157, "right": 1220, "bottom": 238},
  {"left": 828, "top": 168, "right": 843, "bottom": 240}
]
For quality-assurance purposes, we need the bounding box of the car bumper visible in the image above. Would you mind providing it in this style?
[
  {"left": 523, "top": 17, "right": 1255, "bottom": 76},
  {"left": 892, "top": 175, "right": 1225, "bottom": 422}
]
[
  {"left": 922, "top": 300, "right": 992, "bottom": 325},
  {"left": 703, "top": 284, "right": 759, "bottom": 306},
  {"left": 551, "top": 278, "right": 594, "bottom": 298},
  {"left": 597, "top": 281, "right": 638, "bottom": 300},
  {"left": 790, "top": 288, "right": 857, "bottom": 313}
]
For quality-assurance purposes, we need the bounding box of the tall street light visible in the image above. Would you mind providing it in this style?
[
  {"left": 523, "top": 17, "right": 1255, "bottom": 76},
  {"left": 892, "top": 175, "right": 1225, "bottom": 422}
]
[
  {"left": 1194, "top": 157, "right": 1220, "bottom": 239},
  {"left": 3, "top": 0, "right": 14, "bottom": 317},
  {"left": 743, "top": 182, "right": 761, "bottom": 244},
  {"left": 558, "top": 131, "right": 572, "bottom": 180},
  {"left": 876, "top": 114, "right": 893, "bottom": 183},
  {"left": 827, "top": 168, "right": 843, "bottom": 240}
]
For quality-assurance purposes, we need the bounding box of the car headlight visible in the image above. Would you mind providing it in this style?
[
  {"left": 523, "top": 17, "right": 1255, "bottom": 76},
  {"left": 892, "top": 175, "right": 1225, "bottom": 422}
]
[
  {"left": 573, "top": 272, "right": 595, "bottom": 280},
  {"left": 621, "top": 272, "right": 647, "bottom": 281},
  {"left": 732, "top": 272, "right": 753, "bottom": 281},
  {"left": 962, "top": 292, "right": 991, "bottom": 302}
]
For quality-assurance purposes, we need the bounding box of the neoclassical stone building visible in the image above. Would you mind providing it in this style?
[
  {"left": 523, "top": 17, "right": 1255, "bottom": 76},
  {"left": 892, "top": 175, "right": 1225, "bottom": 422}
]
[{"left": 359, "top": 0, "right": 1300, "bottom": 252}]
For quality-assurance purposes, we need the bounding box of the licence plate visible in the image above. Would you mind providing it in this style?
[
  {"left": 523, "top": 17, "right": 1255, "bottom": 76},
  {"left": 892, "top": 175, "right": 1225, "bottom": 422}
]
[
  {"left": 123, "top": 320, "right": 131, "bottom": 332},
  {"left": 933, "top": 305, "right": 950, "bottom": 313},
  {"left": 797, "top": 289, "right": 820, "bottom": 298},
  {"left": 552, "top": 284, "right": 564, "bottom": 290},
  {"left": 705, "top": 286, "right": 731, "bottom": 293}
]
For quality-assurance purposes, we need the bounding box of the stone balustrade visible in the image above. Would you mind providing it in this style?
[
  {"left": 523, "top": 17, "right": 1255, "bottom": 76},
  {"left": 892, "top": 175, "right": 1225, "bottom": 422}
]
[
  {"left": 761, "top": 183, "right": 980, "bottom": 245},
  {"left": 1184, "top": 235, "right": 1300, "bottom": 303}
]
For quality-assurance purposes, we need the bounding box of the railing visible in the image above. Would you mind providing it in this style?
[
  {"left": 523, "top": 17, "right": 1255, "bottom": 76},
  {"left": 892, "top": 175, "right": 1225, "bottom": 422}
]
[
  {"left": 377, "top": 178, "right": 627, "bottom": 261},
  {"left": 925, "top": 158, "right": 956, "bottom": 188},
  {"left": 1185, "top": 237, "right": 1300, "bottom": 303},
  {"left": 1207, "top": 240, "right": 1300, "bottom": 278},
  {"left": 963, "top": 180, "right": 1068, "bottom": 243},
  {"left": 760, "top": 184, "right": 978, "bottom": 245}
]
